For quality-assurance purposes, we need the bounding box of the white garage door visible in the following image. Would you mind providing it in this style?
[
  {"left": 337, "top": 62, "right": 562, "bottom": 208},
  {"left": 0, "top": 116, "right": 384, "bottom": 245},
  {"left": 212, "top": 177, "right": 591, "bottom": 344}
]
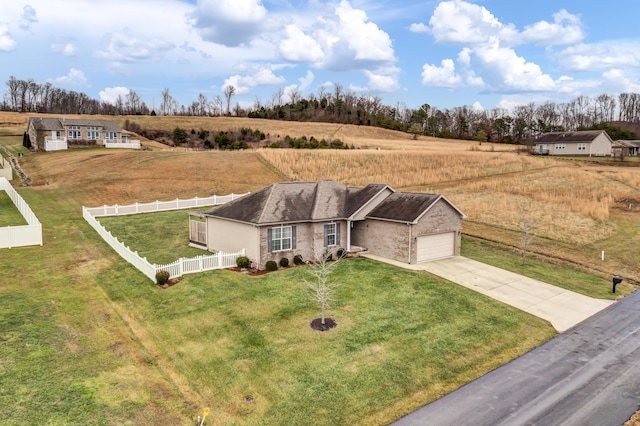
[{"left": 417, "top": 232, "right": 455, "bottom": 262}]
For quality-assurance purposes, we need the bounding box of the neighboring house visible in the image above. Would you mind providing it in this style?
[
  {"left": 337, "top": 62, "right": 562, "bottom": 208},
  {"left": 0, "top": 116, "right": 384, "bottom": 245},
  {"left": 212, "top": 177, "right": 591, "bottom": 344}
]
[
  {"left": 189, "top": 180, "right": 466, "bottom": 269},
  {"left": 25, "top": 117, "right": 139, "bottom": 151},
  {"left": 532, "top": 130, "right": 613, "bottom": 157},
  {"left": 612, "top": 140, "right": 640, "bottom": 157}
]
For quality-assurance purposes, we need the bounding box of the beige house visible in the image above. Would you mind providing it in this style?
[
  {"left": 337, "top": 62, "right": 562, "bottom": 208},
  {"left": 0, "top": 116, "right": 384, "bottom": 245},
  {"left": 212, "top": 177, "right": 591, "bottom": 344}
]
[
  {"left": 26, "top": 117, "right": 137, "bottom": 151},
  {"left": 189, "top": 180, "right": 465, "bottom": 269},
  {"left": 532, "top": 130, "right": 613, "bottom": 156}
]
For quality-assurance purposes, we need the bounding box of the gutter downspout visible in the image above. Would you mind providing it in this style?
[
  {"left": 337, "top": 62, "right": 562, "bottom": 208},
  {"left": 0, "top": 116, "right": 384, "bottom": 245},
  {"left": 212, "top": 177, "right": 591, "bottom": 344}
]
[
  {"left": 408, "top": 223, "right": 412, "bottom": 264},
  {"left": 346, "top": 220, "right": 351, "bottom": 252}
]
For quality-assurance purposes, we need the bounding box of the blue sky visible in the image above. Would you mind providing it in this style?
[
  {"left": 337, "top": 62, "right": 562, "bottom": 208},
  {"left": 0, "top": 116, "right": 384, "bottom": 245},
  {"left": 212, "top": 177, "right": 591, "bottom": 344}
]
[{"left": 1, "top": 0, "right": 639, "bottom": 112}]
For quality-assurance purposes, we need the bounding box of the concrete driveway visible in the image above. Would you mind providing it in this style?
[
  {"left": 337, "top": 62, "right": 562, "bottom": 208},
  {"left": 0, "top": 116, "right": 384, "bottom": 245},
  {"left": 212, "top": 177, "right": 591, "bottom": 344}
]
[{"left": 361, "top": 255, "right": 615, "bottom": 332}]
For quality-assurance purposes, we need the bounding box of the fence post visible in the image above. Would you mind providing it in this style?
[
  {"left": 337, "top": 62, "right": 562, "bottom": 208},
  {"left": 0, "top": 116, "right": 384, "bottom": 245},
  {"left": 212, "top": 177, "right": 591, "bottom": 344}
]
[
  {"left": 7, "top": 226, "right": 11, "bottom": 249},
  {"left": 218, "top": 251, "right": 223, "bottom": 267},
  {"left": 135, "top": 202, "right": 139, "bottom": 213},
  {"left": 115, "top": 204, "right": 119, "bottom": 216},
  {"left": 199, "top": 255, "right": 204, "bottom": 271}
]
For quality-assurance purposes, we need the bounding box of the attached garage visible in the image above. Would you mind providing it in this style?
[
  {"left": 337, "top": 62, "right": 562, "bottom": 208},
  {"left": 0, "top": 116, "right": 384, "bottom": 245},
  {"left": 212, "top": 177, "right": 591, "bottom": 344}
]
[{"left": 416, "top": 232, "right": 455, "bottom": 262}]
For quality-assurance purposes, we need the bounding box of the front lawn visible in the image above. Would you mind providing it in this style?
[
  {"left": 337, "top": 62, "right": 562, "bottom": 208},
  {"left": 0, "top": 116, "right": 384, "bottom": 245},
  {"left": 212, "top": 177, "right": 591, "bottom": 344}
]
[
  {"left": 100, "top": 257, "right": 555, "bottom": 425},
  {"left": 0, "top": 190, "right": 27, "bottom": 227}
]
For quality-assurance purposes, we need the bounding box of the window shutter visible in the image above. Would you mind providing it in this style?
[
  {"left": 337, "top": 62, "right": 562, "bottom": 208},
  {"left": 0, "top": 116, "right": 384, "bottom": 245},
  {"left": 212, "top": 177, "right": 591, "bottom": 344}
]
[
  {"left": 292, "top": 226, "right": 297, "bottom": 249},
  {"left": 336, "top": 223, "right": 341, "bottom": 245},
  {"left": 324, "top": 224, "right": 329, "bottom": 246},
  {"left": 267, "top": 228, "right": 272, "bottom": 252}
]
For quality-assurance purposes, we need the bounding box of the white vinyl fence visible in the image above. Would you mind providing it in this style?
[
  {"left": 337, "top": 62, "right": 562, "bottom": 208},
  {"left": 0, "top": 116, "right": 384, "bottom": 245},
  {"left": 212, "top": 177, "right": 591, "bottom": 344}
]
[
  {"left": 83, "top": 193, "right": 249, "bottom": 282},
  {"left": 45, "top": 140, "right": 68, "bottom": 151},
  {"left": 104, "top": 140, "right": 141, "bottom": 149},
  {"left": 0, "top": 177, "right": 43, "bottom": 248}
]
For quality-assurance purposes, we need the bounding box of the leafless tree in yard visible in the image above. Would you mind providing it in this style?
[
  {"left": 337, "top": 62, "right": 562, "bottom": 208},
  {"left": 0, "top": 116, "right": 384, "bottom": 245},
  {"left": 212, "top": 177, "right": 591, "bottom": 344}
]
[
  {"left": 303, "top": 250, "right": 345, "bottom": 330},
  {"left": 519, "top": 202, "right": 538, "bottom": 266}
]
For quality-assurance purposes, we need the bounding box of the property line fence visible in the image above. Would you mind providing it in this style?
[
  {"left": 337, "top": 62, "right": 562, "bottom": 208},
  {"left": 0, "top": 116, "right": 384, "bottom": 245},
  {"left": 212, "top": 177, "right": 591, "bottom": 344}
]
[
  {"left": 83, "top": 193, "right": 249, "bottom": 282},
  {"left": 0, "top": 177, "right": 42, "bottom": 248}
]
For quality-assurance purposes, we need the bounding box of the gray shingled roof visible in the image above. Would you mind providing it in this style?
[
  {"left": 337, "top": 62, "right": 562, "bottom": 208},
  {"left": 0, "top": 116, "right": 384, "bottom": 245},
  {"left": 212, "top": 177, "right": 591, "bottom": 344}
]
[
  {"left": 367, "top": 192, "right": 441, "bottom": 223},
  {"left": 29, "top": 117, "right": 65, "bottom": 131},
  {"left": 202, "top": 180, "right": 464, "bottom": 225},
  {"left": 535, "top": 130, "right": 607, "bottom": 143},
  {"left": 28, "top": 117, "right": 122, "bottom": 132}
]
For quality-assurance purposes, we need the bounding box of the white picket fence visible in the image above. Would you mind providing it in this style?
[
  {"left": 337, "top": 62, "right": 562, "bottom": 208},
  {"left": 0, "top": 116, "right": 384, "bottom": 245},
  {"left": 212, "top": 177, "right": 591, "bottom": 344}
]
[
  {"left": 45, "top": 139, "right": 68, "bottom": 151},
  {"left": 83, "top": 193, "right": 249, "bottom": 282},
  {"left": 0, "top": 177, "right": 43, "bottom": 248},
  {"left": 104, "top": 140, "right": 141, "bottom": 149}
]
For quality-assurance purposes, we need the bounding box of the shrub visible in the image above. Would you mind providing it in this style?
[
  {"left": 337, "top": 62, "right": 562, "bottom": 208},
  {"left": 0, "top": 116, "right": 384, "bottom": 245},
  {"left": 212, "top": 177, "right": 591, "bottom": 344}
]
[
  {"left": 156, "top": 270, "right": 170, "bottom": 285},
  {"left": 336, "top": 248, "right": 346, "bottom": 259},
  {"left": 236, "top": 256, "right": 251, "bottom": 269},
  {"left": 265, "top": 260, "right": 278, "bottom": 271},
  {"left": 279, "top": 257, "right": 289, "bottom": 268},
  {"left": 293, "top": 254, "right": 304, "bottom": 265}
]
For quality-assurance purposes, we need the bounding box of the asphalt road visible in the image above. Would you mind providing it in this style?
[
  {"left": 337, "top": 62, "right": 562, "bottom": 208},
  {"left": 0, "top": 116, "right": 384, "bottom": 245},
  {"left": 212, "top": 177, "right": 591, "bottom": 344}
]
[{"left": 393, "top": 289, "right": 640, "bottom": 426}]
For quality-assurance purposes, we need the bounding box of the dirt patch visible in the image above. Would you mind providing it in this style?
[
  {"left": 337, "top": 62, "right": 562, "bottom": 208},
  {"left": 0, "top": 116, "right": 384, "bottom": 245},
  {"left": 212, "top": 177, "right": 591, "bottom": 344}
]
[{"left": 158, "top": 277, "right": 182, "bottom": 289}]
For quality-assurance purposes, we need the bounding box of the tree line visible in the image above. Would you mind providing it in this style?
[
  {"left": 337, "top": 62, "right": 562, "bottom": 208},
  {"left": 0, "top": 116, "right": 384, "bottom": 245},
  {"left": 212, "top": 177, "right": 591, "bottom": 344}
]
[{"left": 3, "top": 75, "right": 640, "bottom": 143}]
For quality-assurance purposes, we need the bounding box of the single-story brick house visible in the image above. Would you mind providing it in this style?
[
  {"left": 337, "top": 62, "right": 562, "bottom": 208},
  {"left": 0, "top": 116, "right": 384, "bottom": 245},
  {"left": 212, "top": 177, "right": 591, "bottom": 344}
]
[
  {"left": 532, "top": 130, "right": 612, "bottom": 156},
  {"left": 26, "top": 117, "right": 137, "bottom": 151},
  {"left": 189, "top": 180, "right": 466, "bottom": 269}
]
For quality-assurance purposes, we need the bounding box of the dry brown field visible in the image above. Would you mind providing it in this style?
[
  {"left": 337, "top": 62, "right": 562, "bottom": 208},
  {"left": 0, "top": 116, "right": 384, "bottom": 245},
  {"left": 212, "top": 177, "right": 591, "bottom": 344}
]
[{"left": 5, "top": 111, "right": 640, "bottom": 282}]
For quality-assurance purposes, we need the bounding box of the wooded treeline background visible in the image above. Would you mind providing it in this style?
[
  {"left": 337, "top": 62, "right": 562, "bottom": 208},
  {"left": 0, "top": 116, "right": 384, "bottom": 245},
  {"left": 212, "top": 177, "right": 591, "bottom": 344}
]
[{"left": 4, "top": 75, "right": 640, "bottom": 142}]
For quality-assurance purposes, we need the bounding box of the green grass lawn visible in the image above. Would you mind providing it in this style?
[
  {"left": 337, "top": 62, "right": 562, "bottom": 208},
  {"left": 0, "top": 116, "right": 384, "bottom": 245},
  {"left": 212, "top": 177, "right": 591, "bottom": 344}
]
[
  {"left": 100, "top": 257, "right": 555, "bottom": 425},
  {"left": 462, "top": 237, "right": 634, "bottom": 299},
  {"left": 0, "top": 190, "right": 27, "bottom": 226},
  {"left": 97, "top": 209, "right": 211, "bottom": 264}
]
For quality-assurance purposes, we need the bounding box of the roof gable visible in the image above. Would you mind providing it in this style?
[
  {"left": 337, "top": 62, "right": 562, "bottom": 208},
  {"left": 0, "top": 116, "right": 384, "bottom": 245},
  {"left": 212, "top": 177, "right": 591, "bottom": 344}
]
[{"left": 367, "top": 192, "right": 466, "bottom": 223}]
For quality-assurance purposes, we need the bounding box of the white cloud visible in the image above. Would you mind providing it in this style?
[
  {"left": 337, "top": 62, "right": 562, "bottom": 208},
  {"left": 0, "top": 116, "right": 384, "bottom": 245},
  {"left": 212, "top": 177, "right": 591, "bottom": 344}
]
[
  {"left": 48, "top": 68, "right": 89, "bottom": 87},
  {"left": 279, "top": 25, "right": 324, "bottom": 63},
  {"left": 96, "top": 31, "right": 175, "bottom": 63},
  {"left": 409, "top": 22, "right": 429, "bottom": 33},
  {"left": 19, "top": 5, "right": 38, "bottom": 31},
  {"left": 0, "top": 24, "right": 17, "bottom": 51},
  {"left": 297, "top": 70, "right": 315, "bottom": 94},
  {"left": 519, "top": 10, "right": 583, "bottom": 46},
  {"left": 277, "top": 0, "right": 396, "bottom": 71},
  {"left": 364, "top": 68, "right": 399, "bottom": 92},
  {"left": 471, "top": 101, "right": 484, "bottom": 112},
  {"left": 557, "top": 41, "right": 640, "bottom": 71},
  {"left": 602, "top": 69, "right": 640, "bottom": 93},
  {"left": 223, "top": 68, "right": 286, "bottom": 94},
  {"left": 99, "top": 86, "right": 130, "bottom": 103},
  {"left": 421, "top": 57, "right": 483, "bottom": 89},
  {"left": 422, "top": 59, "right": 463, "bottom": 88},
  {"left": 51, "top": 42, "right": 77, "bottom": 56},
  {"left": 191, "top": 0, "right": 267, "bottom": 47},
  {"left": 474, "top": 38, "right": 555, "bottom": 91},
  {"left": 428, "top": 0, "right": 516, "bottom": 44}
]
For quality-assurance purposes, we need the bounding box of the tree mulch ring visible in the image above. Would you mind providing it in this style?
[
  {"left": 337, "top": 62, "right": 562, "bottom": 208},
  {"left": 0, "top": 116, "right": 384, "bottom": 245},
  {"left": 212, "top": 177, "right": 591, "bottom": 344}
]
[{"left": 310, "top": 317, "right": 337, "bottom": 331}]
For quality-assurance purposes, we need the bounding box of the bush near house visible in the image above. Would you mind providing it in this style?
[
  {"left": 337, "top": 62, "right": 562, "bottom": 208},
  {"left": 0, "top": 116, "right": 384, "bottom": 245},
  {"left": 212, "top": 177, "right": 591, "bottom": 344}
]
[{"left": 265, "top": 260, "right": 278, "bottom": 271}]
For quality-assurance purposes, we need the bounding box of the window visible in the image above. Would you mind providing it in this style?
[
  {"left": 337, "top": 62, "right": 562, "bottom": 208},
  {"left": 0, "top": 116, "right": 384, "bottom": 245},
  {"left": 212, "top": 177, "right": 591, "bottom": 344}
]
[
  {"left": 87, "top": 126, "right": 100, "bottom": 140},
  {"left": 554, "top": 143, "right": 565, "bottom": 150},
  {"left": 578, "top": 143, "right": 586, "bottom": 151},
  {"left": 324, "top": 223, "right": 340, "bottom": 247},
  {"left": 268, "top": 225, "right": 295, "bottom": 252},
  {"left": 105, "top": 131, "right": 117, "bottom": 140},
  {"left": 68, "top": 126, "right": 81, "bottom": 139}
]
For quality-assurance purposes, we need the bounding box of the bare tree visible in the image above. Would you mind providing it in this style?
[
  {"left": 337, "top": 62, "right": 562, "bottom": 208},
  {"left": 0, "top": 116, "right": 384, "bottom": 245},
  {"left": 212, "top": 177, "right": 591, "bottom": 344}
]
[
  {"left": 160, "top": 87, "right": 173, "bottom": 116},
  {"left": 519, "top": 202, "right": 538, "bottom": 266},
  {"left": 303, "top": 251, "right": 344, "bottom": 331},
  {"left": 223, "top": 85, "right": 236, "bottom": 116}
]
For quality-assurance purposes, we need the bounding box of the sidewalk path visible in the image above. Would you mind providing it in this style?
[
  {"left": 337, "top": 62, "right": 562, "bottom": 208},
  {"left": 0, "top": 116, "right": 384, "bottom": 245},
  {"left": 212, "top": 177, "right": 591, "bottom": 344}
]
[{"left": 360, "top": 255, "right": 615, "bottom": 332}]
